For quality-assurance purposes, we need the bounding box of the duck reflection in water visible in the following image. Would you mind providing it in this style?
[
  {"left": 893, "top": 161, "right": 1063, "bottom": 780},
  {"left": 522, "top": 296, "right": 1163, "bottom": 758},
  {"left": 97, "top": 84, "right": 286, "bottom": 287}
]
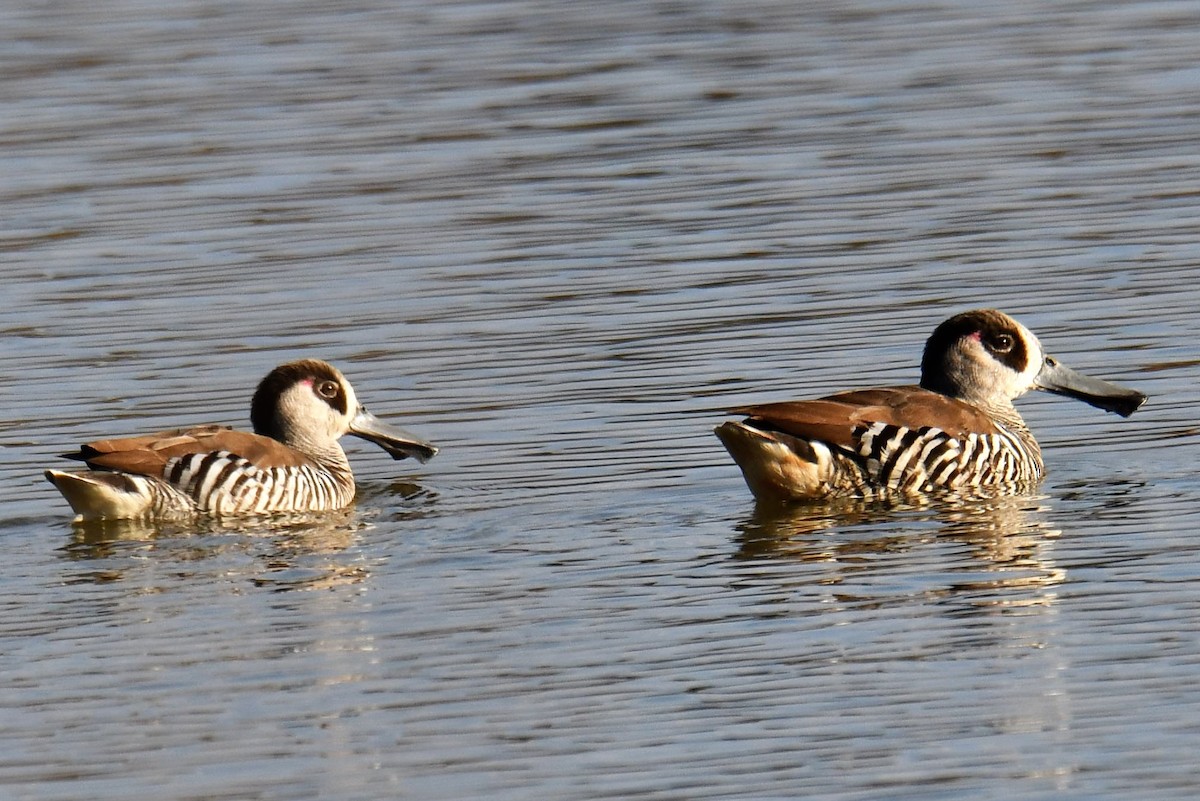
[
  {"left": 59, "top": 481, "right": 438, "bottom": 591},
  {"left": 731, "top": 492, "right": 1068, "bottom": 606}
]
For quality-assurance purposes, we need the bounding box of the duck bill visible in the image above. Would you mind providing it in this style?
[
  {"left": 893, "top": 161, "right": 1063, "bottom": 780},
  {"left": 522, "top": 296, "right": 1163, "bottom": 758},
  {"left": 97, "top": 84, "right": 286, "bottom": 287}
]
[
  {"left": 348, "top": 407, "right": 438, "bottom": 463},
  {"left": 1034, "top": 356, "right": 1147, "bottom": 417}
]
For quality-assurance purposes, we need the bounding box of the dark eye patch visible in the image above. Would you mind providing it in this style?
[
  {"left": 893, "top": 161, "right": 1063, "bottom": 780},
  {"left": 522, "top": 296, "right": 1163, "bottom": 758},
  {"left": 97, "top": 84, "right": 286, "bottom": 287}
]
[
  {"left": 310, "top": 374, "right": 347, "bottom": 415},
  {"left": 982, "top": 326, "right": 1026, "bottom": 371},
  {"left": 986, "top": 333, "right": 1015, "bottom": 353}
]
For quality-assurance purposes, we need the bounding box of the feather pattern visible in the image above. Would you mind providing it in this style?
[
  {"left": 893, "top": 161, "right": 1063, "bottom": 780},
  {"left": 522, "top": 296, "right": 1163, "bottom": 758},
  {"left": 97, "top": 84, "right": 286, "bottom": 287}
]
[
  {"left": 46, "top": 359, "right": 437, "bottom": 521},
  {"left": 715, "top": 309, "right": 1145, "bottom": 502}
]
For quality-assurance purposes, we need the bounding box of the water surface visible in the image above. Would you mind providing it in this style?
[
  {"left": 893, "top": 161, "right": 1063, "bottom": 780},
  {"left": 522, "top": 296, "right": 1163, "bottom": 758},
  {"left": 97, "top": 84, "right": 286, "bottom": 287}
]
[{"left": 2, "top": 1, "right": 1199, "bottom": 799}]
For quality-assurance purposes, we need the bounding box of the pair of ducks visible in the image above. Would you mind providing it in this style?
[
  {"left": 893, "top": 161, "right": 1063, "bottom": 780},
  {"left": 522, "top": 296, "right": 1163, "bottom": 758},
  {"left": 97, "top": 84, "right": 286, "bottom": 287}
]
[{"left": 45, "top": 309, "right": 1147, "bottom": 521}]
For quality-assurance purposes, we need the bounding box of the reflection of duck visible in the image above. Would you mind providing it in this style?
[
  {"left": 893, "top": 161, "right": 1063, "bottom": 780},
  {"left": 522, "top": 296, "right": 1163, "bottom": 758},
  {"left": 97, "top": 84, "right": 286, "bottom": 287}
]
[
  {"left": 733, "top": 494, "right": 1065, "bottom": 598},
  {"left": 65, "top": 506, "right": 363, "bottom": 550},
  {"left": 46, "top": 359, "right": 437, "bottom": 520},
  {"left": 716, "top": 309, "right": 1146, "bottom": 502},
  {"left": 60, "top": 509, "right": 370, "bottom": 590},
  {"left": 59, "top": 469, "right": 441, "bottom": 594},
  {"left": 61, "top": 483, "right": 443, "bottom": 590}
]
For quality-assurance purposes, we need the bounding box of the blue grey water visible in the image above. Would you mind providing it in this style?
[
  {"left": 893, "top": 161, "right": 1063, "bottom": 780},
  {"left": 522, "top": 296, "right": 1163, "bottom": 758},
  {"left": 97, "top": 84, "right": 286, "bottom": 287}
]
[{"left": 2, "top": 0, "right": 1199, "bottom": 799}]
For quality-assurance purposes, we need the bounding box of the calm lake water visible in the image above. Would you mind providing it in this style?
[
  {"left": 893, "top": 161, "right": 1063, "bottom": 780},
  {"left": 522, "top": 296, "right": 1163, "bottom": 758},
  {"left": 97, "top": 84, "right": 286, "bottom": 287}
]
[{"left": 3, "top": 1, "right": 1200, "bottom": 799}]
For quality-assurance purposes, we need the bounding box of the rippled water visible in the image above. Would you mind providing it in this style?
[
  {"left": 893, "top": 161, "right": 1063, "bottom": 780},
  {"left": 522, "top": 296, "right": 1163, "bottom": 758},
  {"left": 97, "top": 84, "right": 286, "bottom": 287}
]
[{"left": 3, "top": 1, "right": 1200, "bottom": 799}]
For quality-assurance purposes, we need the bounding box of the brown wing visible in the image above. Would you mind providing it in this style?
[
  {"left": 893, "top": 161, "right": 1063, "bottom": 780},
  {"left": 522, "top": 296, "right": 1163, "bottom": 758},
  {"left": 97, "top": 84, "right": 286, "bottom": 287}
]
[
  {"left": 65, "top": 424, "right": 315, "bottom": 477},
  {"left": 729, "top": 385, "right": 1000, "bottom": 450}
]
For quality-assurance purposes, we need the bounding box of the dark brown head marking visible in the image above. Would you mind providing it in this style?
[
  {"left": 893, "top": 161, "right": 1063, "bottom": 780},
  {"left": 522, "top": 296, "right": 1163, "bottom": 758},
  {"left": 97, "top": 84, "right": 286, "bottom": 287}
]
[
  {"left": 251, "top": 359, "right": 347, "bottom": 436},
  {"left": 921, "top": 309, "right": 1030, "bottom": 394}
]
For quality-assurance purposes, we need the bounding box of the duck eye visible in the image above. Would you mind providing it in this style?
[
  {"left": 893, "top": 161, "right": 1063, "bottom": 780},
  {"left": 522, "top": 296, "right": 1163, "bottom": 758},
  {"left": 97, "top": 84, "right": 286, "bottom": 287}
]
[
  {"left": 988, "top": 333, "right": 1015, "bottom": 353},
  {"left": 315, "top": 380, "right": 340, "bottom": 399}
]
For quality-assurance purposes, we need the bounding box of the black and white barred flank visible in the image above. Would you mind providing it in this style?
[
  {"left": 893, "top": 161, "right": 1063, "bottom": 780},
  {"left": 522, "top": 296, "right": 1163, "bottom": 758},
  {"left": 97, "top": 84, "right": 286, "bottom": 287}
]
[
  {"left": 160, "top": 451, "right": 356, "bottom": 515},
  {"left": 853, "top": 422, "right": 1044, "bottom": 495}
]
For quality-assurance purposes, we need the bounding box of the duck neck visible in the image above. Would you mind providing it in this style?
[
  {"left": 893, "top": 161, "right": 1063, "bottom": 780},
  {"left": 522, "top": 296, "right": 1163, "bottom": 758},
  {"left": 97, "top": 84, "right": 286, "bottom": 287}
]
[
  {"left": 973, "top": 397, "right": 1042, "bottom": 459},
  {"left": 294, "top": 439, "right": 355, "bottom": 484}
]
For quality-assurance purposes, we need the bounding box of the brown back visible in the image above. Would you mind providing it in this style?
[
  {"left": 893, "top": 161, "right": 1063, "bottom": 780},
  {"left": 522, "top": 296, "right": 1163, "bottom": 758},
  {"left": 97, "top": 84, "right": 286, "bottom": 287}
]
[
  {"left": 730, "top": 385, "right": 1001, "bottom": 450},
  {"left": 68, "top": 425, "right": 316, "bottom": 478}
]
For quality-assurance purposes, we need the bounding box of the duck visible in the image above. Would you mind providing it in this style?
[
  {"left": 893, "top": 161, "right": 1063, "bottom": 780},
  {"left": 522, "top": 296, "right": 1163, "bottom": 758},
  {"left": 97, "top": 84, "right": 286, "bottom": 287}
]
[
  {"left": 715, "top": 309, "right": 1146, "bottom": 502},
  {"left": 45, "top": 358, "right": 437, "bottom": 520}
]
